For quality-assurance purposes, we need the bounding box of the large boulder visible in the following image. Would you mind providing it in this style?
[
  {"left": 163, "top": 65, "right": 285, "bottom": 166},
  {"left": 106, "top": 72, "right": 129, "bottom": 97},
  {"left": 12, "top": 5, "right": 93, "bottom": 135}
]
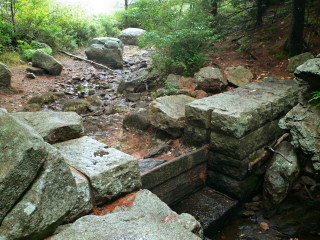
[
  {"left": 119, "top": 28, "right": 146, "bottom": 45},
  {"left": 32, "top": 50, "right": 63, "bottom": 75},
  {"left": 0, "top": 62, "right": 11, "bottom": 87},
  {"left": 51, "top": 190, "right": 203, "bottom": 240},
  {"left": 148, "top": 95, "right": 195, "bottom": 137},
  {"left": 294, "top": 57, "right": 320, "bottom": 89},
  {"left": 225, "top": 66, "right": 253, "bottom": 87},
  {"left": 11, "top": 112, "right": 84, "bottom": 144},
  {"left": 0, "top": 111, "right": 77, "bottom": 240},
  {"left": 54, "top": 136, "right": 141, "bottom": 205},
  {"left": 263, "top": 141, "right": 300, "bottom": 212},
  {"left": 194, "top": 67, "right": 227, "bottom": 93},
  {"left": 287, "top": 52, "right": 314, "bottom": 73},
  {"left": 279, "top": 103, "right": 320, "bottom": 170},
  {"left": 85, "top": 37, "right": 123, "bottom": 69},
  {"left": 0, "top": 111, "right": 47, "bottom": 223}
]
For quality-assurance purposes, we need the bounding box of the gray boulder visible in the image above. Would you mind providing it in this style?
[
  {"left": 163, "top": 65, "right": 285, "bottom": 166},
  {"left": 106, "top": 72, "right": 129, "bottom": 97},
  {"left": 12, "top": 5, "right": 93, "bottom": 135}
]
[
  {"left": 32, "top": 50, "right": 63, "bottom": 75},
  {"left": 263, "top": 141, "right": 300, "bottom": 212},
  {"left": 0, "top": 144, "right": 77, "bottom": 240},
  {"left": 63, "top": 170, "right": 93, "bottom": 223},
  {"left": 287, "top": 52, "right": 314, "bottom": 73},
  {"left": 0, "top": 62, "right": 11, "bottom": 87},
  {"left": 148, "top": 95, "right": 195, "bottom": 137},
  {"left": 85, "top": 37, "right": 123, "bottom": 69},
  {"left": 294, "top": 58, "right": 320, "bottom": 89},
  {"left": 195, "top": 67, "right": 227, "bottom": 93},
  {"left": 119, "top": 28, "right": 146, "bottom": 45},
  {"left": 225, "top": 66, "right": 253, "bottom": 87},
  {"left": 54, "top": 136, "right": 141, "bottom": 205},
  {"left": 0, "top": 111, "right": 47, "bottom": 223},
  {"left": 51, "top": 190, "right": 203, "bottom": 240},
  {"left": 123, "top": 108, "right": 151, "bottom": 131},
  {"left": 166, "top": 74, "right": 183, "bottom": 88},
  {"left": 11, "top": 111, "right": 84, "bottom": 144},
  {"left": 0, "top": 111, "right": 77, "bottom": 240},
  {"left": 279, "top": 103, "right": 320, "bottom": 170}
]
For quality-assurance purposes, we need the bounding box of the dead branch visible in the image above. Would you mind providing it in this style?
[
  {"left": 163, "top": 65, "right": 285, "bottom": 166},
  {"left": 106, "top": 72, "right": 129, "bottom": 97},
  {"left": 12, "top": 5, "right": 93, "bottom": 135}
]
[
  {"left": 60, "top": 51, "right": 114, "bottom": 72},
  {"left": 248, "top": 133, "right": 290, "bottom": 171}
]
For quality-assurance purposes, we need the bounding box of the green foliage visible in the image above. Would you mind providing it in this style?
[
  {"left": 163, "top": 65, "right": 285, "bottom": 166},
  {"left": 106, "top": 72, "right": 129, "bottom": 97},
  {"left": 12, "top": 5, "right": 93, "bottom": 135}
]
[
  {"left": 0, "top": 51, "right": 21, "bottom": 65},
  {"left": 96, "top": 15, "right": 121, "bottom": 37},
  {"left": 133, "top": 0, "right": 213, "bottom": 76},
  {"left": 163, "top": 82, "right": 180, "bottom": 95},
  {"left": 309, "top": 91, "right": 320, "bottom": 109},
  {"left": 18, "top": 40, "right": 52, "bottom": 60}
]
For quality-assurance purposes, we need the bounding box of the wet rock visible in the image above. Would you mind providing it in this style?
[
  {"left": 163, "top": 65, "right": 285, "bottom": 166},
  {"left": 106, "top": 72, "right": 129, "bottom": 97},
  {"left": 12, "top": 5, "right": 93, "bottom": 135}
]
[
  {"left": 117, "top": 70, "right": 159, "bottom": 93},
  {"left": 294, "top": 57, "right": 320, "bottom": 89},
  {"left": 87, "top": 95, "right": 103, "bottom": 106},
  {"left": 26, "top": 66, "right": 46, "bottom": 75},
  {"left": 126, "top": 92, "right": 141, "bottom": 102},
  {"left": 225, "top": 66, "right": 253, "bottom": 87},
  {"left": 186, "top": 78, "right": 301, "bottom": 136},
  {"left": 51, "top": 190, "right": 203, "bottom": 240},
  {"left": 26, "top": 72, "right": 36, "bottom": 79},
  {"left": 287, "top": 52, "right": 314, "bottom": 73},
  {"left": 194, "top": 67, "right": 227, "bottom": 93},
  {"left": 207, "top": 170, "right": 260, "bottom": 200},
  {"left": 263, "top": 141, "right": 300, "bottom": 213},
  {"left": 0, "top": 62, "right": 11, "bottom": 87},
  {"left": 32, "top": 50, "right": 63, "bottom": 75},
  {"left": 54, "top": 136, "right": 141, "bottom": 205},
  {"left": 63, "top": 99, "right": 91, "bottom": 114},
  {"left": 11, "top": 111, "right": 84, "bottom": 144},
  {"left": 28, "top": 92, "right": 65, "bottom": 105},
  {"left": 63, "top": 170, "right": 93, "bottom": 223},
  {"left": 0, "top": 144, "right": 77, "bottom": 240},
  {"left": 279, "top": 103, "right": 320, "bottom": 170},
  {"left": 0, "top": 111, "right": 47, "bottom": 223},
  {"left": 85, "top": 37, "right": 123, "bottom": 69},
  {"left": 148, "top": 95, "right": 195, "bottom": 138},
  {"left": 210, "top": 119, "right": 284, "bottom": 160},
  {"left": 139, "top": 158, "right": 167, "bottom": 173},
  {"left": 123, "top": 108, "right": 151, "bottom": 130},
  {"left": 208, "top": 148, "right": 269, "bottom": 181},
  {"left": 190, "top": 90, "right": 208, "bottom": 99},
  {"left": 172, "top": 187, "right": 238, "bottom": 233},
  {"left": 143, "top": 144, "right": 171, "bottom": 159},
  {"left": 184, "top": 125, "right": 210, "bottom": 145},
  {"left": 119, "top": 28, "right": 146, "bottom": 45},
  {"left": 166, "top": 74, "right": 183, "bottom": 88}
]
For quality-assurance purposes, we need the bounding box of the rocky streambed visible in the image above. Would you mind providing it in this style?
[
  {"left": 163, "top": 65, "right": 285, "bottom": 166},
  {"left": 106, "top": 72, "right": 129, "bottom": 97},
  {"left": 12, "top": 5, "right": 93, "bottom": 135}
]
[{"left": 0, "top": 41, "right": 319, "bottom": 240}]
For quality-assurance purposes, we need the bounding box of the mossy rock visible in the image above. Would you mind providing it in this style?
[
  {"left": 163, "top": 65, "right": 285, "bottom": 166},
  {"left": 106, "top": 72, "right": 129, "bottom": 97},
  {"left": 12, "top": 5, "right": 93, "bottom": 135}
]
[
  {"left": 63, "top": 99, "right": 91, "bottom": 114},
  {"left": 28, "top": 92, "right": 65, "bottom": 105},
  {"left": 23, "top": 103, "right": 42, "bottom": 112},
  {"left": 87, "top": 95, "right": 103, "bottom": 107}
]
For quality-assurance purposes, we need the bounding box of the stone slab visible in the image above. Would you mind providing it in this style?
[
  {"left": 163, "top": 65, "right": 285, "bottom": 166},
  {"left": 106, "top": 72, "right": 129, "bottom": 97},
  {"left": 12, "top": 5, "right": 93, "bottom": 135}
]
[
  {"left": 141, "top": 146, "right": 208, "bottom": 189},
  {"left": 208, "top": 148, "right": 269, "bottom": 181},
  {"left": 51, "top": 190, "right": 203, "bottom": 240},
  {"left": 184, "top": 125, "right": 210, "bottom": 145},
  {"left": 172, "top": 187, "right": 238, "bottom": 233},
  {"left": 54, "top": 136, "right": 141, "bottom": 205},
  {"left": 186, "top": 93, "right": 272, "bottom": 138},
  {"left": 207, "top": 170, "right": 261, "bottom": 200},
  {"left": 210, "top": 119, "right": 283, "bottom": 159},
  {"left": 11, "top": 112, "right": 84, "bottom": 144}
]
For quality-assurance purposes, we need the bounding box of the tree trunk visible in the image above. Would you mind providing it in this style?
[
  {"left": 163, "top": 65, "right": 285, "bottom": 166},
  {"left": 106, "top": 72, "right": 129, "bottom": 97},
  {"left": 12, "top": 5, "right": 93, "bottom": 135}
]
[
  {"left": 125, "top": 0, "right": 129, "bottom": 28},
  {"left": 285, "top": 0, "right": 306, "bottom": 56},
  {"left": 256, "top": 0, "right": 264, "bottom": 25},
  {"left": 211, "top": 0, "right": 218, "bottom": 16}
]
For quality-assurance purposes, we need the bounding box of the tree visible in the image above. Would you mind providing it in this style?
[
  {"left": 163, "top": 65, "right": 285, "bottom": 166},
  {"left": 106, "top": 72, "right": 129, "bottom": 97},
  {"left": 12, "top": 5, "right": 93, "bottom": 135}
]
[{"left": 284, "top": 0, "right": 306, "bottom": 56}]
